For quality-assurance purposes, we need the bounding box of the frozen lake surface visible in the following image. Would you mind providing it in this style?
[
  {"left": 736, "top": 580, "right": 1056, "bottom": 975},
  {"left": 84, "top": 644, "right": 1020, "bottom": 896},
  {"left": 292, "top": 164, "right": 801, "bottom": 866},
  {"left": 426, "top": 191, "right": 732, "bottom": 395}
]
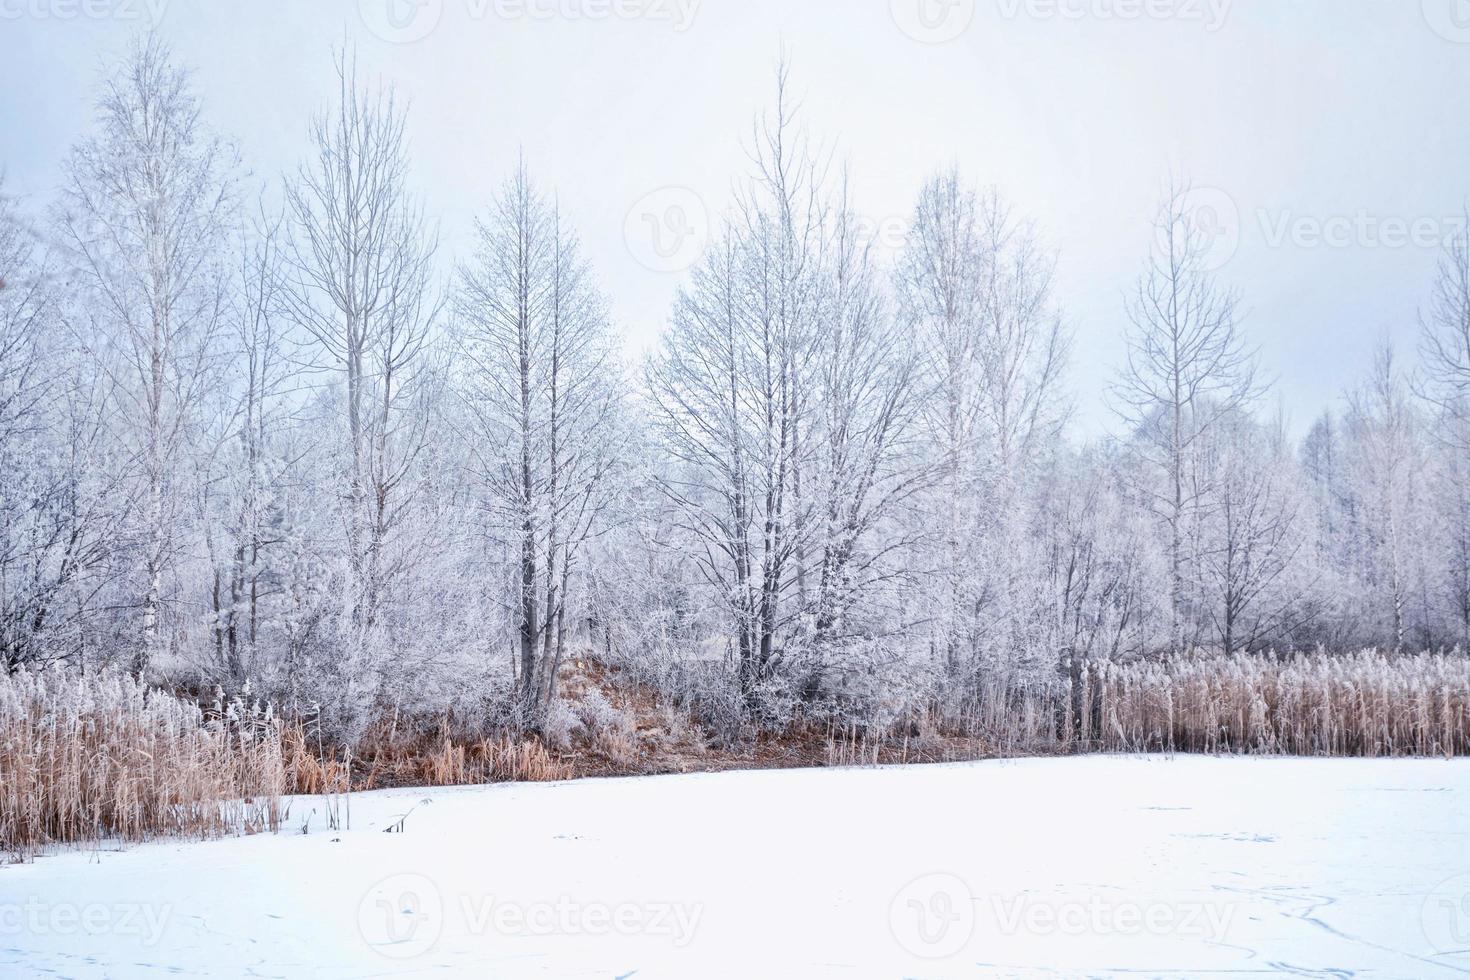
[{"left": 3, "top": 755, "right": 1469, "bottom": 978}]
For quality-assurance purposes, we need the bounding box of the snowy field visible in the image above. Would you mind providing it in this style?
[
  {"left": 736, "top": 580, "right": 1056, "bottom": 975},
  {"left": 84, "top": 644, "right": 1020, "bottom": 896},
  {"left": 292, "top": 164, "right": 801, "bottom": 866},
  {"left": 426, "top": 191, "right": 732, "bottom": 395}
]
[{"left": 3, "top": 756, "right": 1469, "bottom": 979}]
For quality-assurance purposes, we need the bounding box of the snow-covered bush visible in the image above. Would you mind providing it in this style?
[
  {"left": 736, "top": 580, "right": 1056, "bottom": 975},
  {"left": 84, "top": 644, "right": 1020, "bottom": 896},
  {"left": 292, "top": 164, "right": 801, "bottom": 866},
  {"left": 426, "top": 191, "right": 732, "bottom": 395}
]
[
  {"left": 576, "top": 688, "right": 633, "bottom": 739},
  {"left": 540, "top": 697, "right": 582, "bottom": 751}
]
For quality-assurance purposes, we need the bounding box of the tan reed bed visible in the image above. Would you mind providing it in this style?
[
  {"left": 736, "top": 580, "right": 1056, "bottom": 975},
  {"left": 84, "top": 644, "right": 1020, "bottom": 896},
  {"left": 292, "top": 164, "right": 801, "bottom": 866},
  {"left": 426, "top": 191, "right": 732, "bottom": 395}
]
[
  {"left": 0, "top": 668, "right": 284, "bottom": 862},
  {"left": 918, "top": 651, "right": 1469, "bottom": 759},
  {"left": 1046, "top": 651, "right": 1470, "bottom": 756}
]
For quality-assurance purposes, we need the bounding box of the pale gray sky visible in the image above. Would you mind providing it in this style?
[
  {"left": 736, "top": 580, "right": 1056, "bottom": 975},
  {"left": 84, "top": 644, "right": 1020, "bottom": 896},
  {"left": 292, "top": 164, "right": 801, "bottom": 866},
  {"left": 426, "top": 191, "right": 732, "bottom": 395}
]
[{"left": 3, "top": 0, "right": 1469, "bottom": 436}]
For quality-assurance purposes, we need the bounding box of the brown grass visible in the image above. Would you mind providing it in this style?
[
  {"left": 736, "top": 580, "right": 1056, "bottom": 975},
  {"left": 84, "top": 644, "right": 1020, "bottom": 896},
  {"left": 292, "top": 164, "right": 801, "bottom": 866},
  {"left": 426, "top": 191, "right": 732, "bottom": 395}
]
[{"left": 0, "top": 668, "right": 283, "bottom": 862}]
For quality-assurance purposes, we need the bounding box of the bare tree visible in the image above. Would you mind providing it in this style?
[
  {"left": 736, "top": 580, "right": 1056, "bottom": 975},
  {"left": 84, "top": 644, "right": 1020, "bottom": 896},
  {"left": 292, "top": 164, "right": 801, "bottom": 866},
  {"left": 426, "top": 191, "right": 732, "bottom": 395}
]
[
  {"left": 802, "top": 180, "right": 926, "bottom": 691},
  {"left": 896, "top": 171, "right": 1070, "bottom": 678},
  {"left": 285, "top": 50, "right": 439, "bottom": 729},
  {"left": 196, "top": 210, "right": 298, "bottom": 681},
  {"left": 57, "top": 35, "right": 234, "bottom": 673},
  {"left": 1419, "top": 218, "right": 1470, "bottom": 647},
  {"left": 1421, "top": 213, "right": 1470, "bottom": 426},
  {"left": 1113, "top": 181, "right": 1261, "bottom": 652},
  {"left": 647, "top": 64, "right": 829, "bottom": 708},
  {"left": 1197, "top": 411, "right": 1302, "bottom": 654},
  {"left": 1344, "top": 344, "right": 1424, "bottom": 651},
  {"left": 454, "top": 161, "right": 623, "bottom": 725}
]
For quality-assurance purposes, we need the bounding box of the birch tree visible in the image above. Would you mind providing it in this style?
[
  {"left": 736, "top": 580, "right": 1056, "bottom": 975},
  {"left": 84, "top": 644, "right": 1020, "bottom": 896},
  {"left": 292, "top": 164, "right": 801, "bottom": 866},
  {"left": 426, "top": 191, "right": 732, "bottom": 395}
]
[{"left": 58, "top": 36, "right": 234, "bottom": 673}]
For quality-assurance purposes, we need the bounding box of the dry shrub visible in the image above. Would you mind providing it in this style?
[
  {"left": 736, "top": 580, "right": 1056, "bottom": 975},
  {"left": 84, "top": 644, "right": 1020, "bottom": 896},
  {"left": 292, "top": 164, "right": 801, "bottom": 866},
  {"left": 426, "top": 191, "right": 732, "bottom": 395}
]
[
  {"left": 541, "top": 698, "right": 581, "bottom": 752},
  {"left": 593, "top": 729, "right": 639, "bottom": 767},
  {"left": 0, "top": 668, "right": 283, "bottom": 862}
]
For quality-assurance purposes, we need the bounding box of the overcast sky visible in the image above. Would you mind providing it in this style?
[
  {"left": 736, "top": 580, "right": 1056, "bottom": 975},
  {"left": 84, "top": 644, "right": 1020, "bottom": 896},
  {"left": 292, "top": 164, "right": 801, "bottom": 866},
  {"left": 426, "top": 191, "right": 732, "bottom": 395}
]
[{"left": 3, "top": 0, "right": 1468, "bottom": 437}]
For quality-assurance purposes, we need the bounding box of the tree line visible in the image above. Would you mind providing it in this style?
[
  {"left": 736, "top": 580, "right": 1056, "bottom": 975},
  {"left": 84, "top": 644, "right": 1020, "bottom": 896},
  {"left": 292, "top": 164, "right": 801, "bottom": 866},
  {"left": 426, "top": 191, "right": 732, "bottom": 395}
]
[{"left": 2, "top": 39, "right": 1468, "bottom": 737}]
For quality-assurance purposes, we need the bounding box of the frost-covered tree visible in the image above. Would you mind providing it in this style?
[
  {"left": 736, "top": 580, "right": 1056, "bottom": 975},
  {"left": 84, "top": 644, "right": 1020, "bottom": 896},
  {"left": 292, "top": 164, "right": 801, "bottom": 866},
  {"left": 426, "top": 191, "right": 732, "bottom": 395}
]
[
  {"left": 57, "top": 36, "right": 235, "bottom": 673},
  {"left": 454, "top": 161, "right": 624, "bottom": 725},
  {"left": 801, "top": 183, "right": 927, "bottom": 693},
  {"left": 1194, "top": 410, "right": 1302, "bottom": 654},
  {"left": 1113, "top": 181, "right": 1261, "bottom": 652},
  {"left": 1041, "top": 450, "right": 1150, "bottom": 707},
  {"left": 284, "top": 51, "right": 440, "bottom": 731},
  {"left": 0, "top": 188, "right": 68, "bottom": 668},
  {"left": 1420, "top": 214, "right": 1470, "bottom": 427},
  {"left": 1342, "top": 344, "right": 1428, "bottom": 651},
  {"left": 1420, "top": 221, "right": 1470, "bottom": 646},
  {"left": 896, "top": 171, "right": 1069, "bottom": 680},
  {"left": 190, "top": 211, "right": 302, "bottom": 682},
  {"left": 647, "top": 67, "right": 829, "bottom": 709}
]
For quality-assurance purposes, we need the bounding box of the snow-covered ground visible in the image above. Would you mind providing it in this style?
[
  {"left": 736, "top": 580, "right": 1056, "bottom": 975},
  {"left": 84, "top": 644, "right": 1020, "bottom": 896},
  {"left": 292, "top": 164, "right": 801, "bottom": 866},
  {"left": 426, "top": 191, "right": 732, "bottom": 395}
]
[{"left": 3, "top": 756, "right": 1469, "bottom": 978}]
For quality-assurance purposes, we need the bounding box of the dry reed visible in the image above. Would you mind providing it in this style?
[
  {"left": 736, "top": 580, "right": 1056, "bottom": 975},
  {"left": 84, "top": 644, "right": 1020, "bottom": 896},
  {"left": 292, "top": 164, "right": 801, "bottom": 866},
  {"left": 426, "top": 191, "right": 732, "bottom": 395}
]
[
  {"left": 940, "top": 650, "right": 1470, "bottom": 757},
  {"left": 0, "top": 668, "right": 284, "bottom": 861}
]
